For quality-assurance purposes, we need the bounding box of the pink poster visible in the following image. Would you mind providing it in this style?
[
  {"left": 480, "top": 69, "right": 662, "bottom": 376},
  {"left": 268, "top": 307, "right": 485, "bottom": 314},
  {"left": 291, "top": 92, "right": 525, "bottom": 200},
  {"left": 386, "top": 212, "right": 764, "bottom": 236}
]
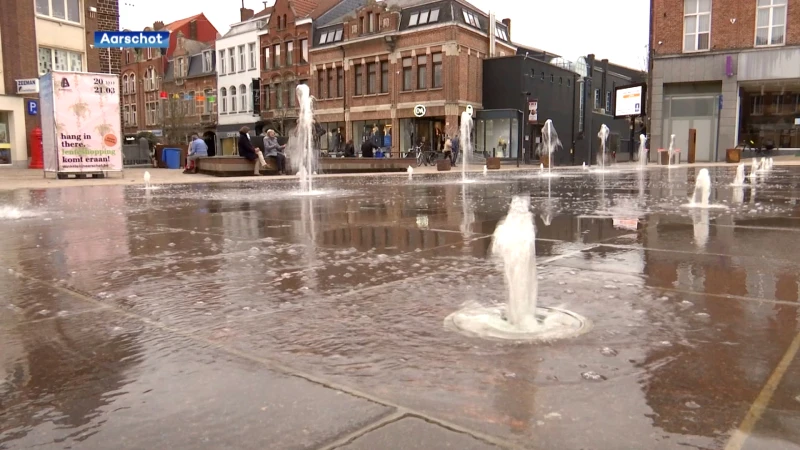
[{"left": 49, "top": 72, "right": 122, "bottom": 172}]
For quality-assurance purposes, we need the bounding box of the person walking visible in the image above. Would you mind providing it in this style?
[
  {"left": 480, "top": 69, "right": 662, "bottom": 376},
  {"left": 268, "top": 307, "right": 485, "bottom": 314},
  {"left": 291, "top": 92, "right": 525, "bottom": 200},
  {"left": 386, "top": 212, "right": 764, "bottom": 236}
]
[
  {"left": 184, "top": 133, "right": 208, "bottom": 174},
  {"left": 264, "top": 129, "right": 287, "bottom": 174},
  {"left": 442, "top": 135, "right": 453, "bottom": 164},
  {"left": 450, "top": 134, "right": 460, "bottom": 166},
  {"left": 238, "top": 126, "right": 268, "bottom": 175}
]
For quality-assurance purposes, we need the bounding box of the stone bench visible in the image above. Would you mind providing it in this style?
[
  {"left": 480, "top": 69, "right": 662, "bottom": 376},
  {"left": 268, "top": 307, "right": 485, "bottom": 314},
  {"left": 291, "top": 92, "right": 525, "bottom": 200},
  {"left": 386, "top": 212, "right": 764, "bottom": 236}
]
[
  {"left": 318, "top": 157, "right": 411, "bottom": 173},
  {"left": 196, "top": 156, "right": 290, "bottom": 177}
]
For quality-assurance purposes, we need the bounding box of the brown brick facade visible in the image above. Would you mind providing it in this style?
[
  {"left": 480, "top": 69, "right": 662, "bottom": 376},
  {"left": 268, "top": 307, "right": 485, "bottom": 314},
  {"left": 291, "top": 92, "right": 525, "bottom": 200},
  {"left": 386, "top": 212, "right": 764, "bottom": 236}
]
[
  {"left": 258, "top": 0, "right": 313, "bottom": 133},
  {"left": 309, "top": 2, "right": 513, "bottom": 155},
  {"left": 653, "top": 0, "right": 800, "bottom": 56},
  {"left": 121, "top": 49, "right": 167, "bottom": 136}
]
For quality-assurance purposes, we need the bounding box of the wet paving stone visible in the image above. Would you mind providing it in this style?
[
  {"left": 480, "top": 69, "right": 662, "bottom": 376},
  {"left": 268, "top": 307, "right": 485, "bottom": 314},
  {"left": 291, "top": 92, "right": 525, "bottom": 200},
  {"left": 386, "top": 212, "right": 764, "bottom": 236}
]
[{"left": 2, "top": 165, "right": 800, "bottom": 449}]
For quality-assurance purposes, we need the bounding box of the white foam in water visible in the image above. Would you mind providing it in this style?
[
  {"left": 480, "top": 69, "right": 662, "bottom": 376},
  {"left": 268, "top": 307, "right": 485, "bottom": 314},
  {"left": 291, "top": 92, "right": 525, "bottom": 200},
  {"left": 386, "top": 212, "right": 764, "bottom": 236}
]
[
  {"left": 459, "top": 111, "right": 473, "bottom": 183},
  {"left": 483, "top": 165, "right": 487, "bottom": 176},
  {"left": 445, "top": 195, "right": 590, "bottom": 341},
  {"left": 0, "top": 206, "right": 39, "bottom": 220},
  {"left": 731, "top": 163, "right": 746, "bottom": 186},
  {"left": 683, "top": 168, "right": 726, "bottom": 209},
  {"left": 407, "top": 166, "right": 413, "bottom": 180}
]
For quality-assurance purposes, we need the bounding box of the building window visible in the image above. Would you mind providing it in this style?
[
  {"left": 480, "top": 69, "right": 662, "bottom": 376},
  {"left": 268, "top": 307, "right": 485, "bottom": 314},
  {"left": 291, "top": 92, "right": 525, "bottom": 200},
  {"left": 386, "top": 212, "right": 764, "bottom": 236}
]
[
  {"left": 756, "top": 0, "right": 787, "bottom": 46},
  {"left": 146, "top": 102, "right": 158, "bottom": 125},
  {"left": 684, "top": 0, "right": 711, "bottom": 52},
  {"left": 263, "top": 85, "right": 270, "bottom": 109},
  {"left": 203, "top": 51, "right": 212, "bottom": 72},
  {"left": 606, "top": 91, "right": 612, "bottom": 112},
  {"left": 125, "top": 51, "right": 130, "bottom": 65},
  {"left": 417, "top": 55, "right": 427, "bottom": 90},
  {"left": 550, "top": 73, "right": 554, "bottom": 83},
  {"left": 402, "top": 57, "right": 412, "bottom": 91},
  {"left": 751, "top": 95, "right": 764, "bottom": 114},
  {"left": 35, "top": 0, "right": 80, "bottom": 23},
  {"left": 264, "top": 48, "right": 270, "bottom": 71},
  {"left": 318, "top": 69, "right": 325, "bottom": 98},
  {"left": 249, "top": 43, "right": 256, "bottom": 69},
  {"left": 432, "top": 53, "right": 442, "bottom": 88},
  {"left": 146, "top": 48, "right": 153, "bottom": 60},
  {"left": 273, "top": 44, "right": 281, "bottom": 68},
  {"left": 144, "top": 67, "right": 157, "bottom": 91},
  {"left": 123, "top": 105, "right": 129, "bottom": 125},
  {"left": 594, "top": 89, "right": 601, "bottom": 109},
  {"left": 462, "top": 10, "right": 480, "bottom": 28},
  {"left": 176, "top": 57, "right": 185, "bottom": 78},
  {"left": 204, "top": 89, "right": 213, "bottom": 114},
  {"left": 129, "top": 74, "right": 136, "bottom": 93},
  {"left": 38, "top": 47, "right": 82, "bottom": 75},
  {"left": 286, "top": 41, "right": 294, "bottom": 66},
  {"left": 300, "top": 39, "right": 308, "bottom": 63},
  {"left": 130, "top": 105, "right": 137, "bottom": 125},
  {"left": 288, "top": 82, "right": 297, "bottom": 108},
  {"left": 240, "top": 84, "right": 247, "bottom": 112},
  {"left": 237, "top": 45, "right": 245, "bottom": 72},
  {"left": 380, "top": 61, "right": 389, "bottom": 93},
  {"left": 354, "top": 64, "right": 363, "bottom": 95},
  {"left": 360, "top": 16, "right": 365, "bottom": 34},
  {"left": 187, "top": 91, "right": 196, "bottom": 115},
  {"left": 367, "top": 62, "right": 377, "bottom": 94},
  {"left": 368, "top": 12, "right": 374, "bottom": 32},
  {"left": 337, "top": 67, "right": 344, "bottom": 97},
  {"left": 328, "top": 68, "right": 335, "bottom": 98},
  {"left": 494, "top": 27, "right": 508, "bottom": 40},
  {"left": 541, "top": 71, "right": 544, "bottom": 80},
  {"left": 221, "top": 87, "right": 227, "bottom": 113},
  {"left": 219, "top": 50, "right": 226, "bottom": 74},
  {"left": 122, "top": 75, "right": 128, "bottom": 94},
  {"left": 226, "top": 48, "right": 234, "bottom": 73},
  {"left": 567, "top": 78, "right": 571, "bottom": 87},
  {"left": 230, "top": 86, "right": 237, "bottom": 112},
  {"left": 277, "top": 82, "right": 284, "bottom": 108}
]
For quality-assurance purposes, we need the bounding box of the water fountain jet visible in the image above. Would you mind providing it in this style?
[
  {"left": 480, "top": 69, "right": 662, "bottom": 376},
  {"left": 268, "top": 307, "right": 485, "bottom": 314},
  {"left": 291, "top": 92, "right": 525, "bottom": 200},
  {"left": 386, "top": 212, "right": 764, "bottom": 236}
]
[
  {"left": 638, "top": 134, "right": 647, "bottom": 170},
  {"left": 683, "top": 168, "right": 726, "bottom": 209},
  {"left": 540, "top": 120, "right": 561, "bottom": 178},
  {"left": 731, "top": 163, "right": 746, "bottom": 186},
  {"left": 294, "top": 84, "right": 316, "bottom": 194},
  {"left": 598, "top": 124, "right": 610, "bottom": 171},
  {"left": 460, "top": 112, "right": 473, "bottom": 183},
  {"left": 444, "top": 195, "right": 590, "bottom": 341}
]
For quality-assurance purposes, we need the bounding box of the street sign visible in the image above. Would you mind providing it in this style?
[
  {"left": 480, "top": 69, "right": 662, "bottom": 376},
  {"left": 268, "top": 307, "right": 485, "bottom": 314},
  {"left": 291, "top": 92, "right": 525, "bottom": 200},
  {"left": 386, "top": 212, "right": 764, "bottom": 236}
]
[{"left": 26, "top": 100, "right": 38, "bottom": 115}]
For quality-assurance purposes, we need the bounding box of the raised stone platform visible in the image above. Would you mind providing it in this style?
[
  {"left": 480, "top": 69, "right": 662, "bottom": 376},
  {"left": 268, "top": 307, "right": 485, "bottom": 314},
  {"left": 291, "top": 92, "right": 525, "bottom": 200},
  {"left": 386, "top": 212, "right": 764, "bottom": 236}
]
[
  {"left": 319, "top": 157, "right": 411, "bottom": 173},
  {"left": 196, "top": 156, "right": 289, "bottom": 177}
]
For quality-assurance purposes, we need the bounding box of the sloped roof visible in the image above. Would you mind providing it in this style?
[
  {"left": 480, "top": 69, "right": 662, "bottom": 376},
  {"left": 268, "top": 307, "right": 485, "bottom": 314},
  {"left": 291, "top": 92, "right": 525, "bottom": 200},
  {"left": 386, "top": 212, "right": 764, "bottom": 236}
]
[
  {"left": 291, "top": 0, "right": 318, "bottom": 17},
  {"left": 165, "top": 13, "right": 203, "bottom": 31},
  {"left": 254, "top": 7, "right": 274, "bottom": 18}
]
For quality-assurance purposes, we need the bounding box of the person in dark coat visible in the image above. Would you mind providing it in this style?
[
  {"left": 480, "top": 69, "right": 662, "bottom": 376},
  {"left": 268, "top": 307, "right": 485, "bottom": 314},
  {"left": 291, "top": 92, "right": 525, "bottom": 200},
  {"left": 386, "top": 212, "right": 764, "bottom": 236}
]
[
  {"left": 343, "top": 139, "right": 355, "bottom": 157},
  {"left": 238, "top": 126, "right": 268, "bottom": 175},
  {"left": 361, "top": 138, "right": 379, "bottom": 158}
]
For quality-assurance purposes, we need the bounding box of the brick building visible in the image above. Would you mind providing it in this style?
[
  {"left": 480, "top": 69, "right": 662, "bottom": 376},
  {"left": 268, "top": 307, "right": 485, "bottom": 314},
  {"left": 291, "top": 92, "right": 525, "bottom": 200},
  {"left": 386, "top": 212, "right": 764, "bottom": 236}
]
[
  {"left": 649, "top": 0, "right": 800, "bottom": 161},
  {"left": 309, "top": 0, "right": 514, "bottom": 156},
  {"left": 120, "top": 14, "right": 219, "bottom": 141},
  {"left": 257, "top": 0, "right": 347, "bottom": 135},
  {"left": 161, "top": 35, "right": 218, "bottom": 145},
  {"left": 0, "top": 0, "right": 119, "bottom": 167}
]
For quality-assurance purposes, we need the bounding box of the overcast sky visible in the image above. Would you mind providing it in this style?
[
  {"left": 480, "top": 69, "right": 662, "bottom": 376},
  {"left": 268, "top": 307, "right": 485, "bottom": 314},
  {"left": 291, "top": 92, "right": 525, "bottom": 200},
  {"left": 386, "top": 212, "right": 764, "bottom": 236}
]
[{"left": 120, "top": 0, "right": 650, "bottom": 70}]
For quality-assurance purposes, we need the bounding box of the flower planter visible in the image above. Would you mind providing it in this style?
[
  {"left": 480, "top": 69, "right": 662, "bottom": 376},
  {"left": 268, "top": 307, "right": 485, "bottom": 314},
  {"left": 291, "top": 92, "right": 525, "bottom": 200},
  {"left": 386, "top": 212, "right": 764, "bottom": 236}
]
[
  {"left": 436, "top": 159, "right": 451, "bottom": 171},
  {"left": 486, "top": 157, "right": 501, "bottom": 170},
  {"left": 726, "top": 148, "right": 741, "bottom": 163}
]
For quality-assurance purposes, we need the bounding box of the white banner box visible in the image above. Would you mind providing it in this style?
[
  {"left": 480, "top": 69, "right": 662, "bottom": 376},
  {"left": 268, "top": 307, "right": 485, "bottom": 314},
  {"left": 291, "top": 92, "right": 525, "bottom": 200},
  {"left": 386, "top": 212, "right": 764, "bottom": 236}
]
[{"left": 39, "top": 71, "right": 122, "bottom": 173}]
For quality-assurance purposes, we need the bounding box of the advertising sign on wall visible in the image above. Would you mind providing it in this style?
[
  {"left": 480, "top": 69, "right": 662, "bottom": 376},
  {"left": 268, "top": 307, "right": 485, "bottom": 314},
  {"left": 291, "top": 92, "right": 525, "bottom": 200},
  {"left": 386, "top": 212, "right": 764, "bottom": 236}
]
[
  {"left": 528, "top": 100, "right": 538, "bottom": 124},
  {"left": 40, "top": 71, "right": 122, "bottom": 173},
  {"left": 613, "top": 83, "right": 647, "bottom": 118}
]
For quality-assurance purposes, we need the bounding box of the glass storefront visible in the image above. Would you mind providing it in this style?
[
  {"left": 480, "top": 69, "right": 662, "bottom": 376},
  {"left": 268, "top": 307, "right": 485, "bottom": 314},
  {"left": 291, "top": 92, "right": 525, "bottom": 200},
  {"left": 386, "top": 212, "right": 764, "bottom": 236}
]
[
  {"left": 353, "top": 120, "right": 393, "bottom": 155},
  {"left": 0, "top": 111, "right": 11, "bottom": 165},
  {"left": 318, "top": 122, "right": 346, "bottom": 155},
  {"left": 475, "top": 112, "right": 520, "bottom": 159},
  {"left": 739, "top": 88, "right": 800, "bottom": 150},
  {"left": 398, "top": 118, "right": 446, "bottom": 156}
]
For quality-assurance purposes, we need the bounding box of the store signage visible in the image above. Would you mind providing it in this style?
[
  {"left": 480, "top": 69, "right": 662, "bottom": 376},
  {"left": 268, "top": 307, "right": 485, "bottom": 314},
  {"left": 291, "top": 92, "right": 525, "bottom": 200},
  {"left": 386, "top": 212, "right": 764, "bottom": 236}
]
[
  {"left": 613, "top": 83, "right": 646, "bottom": 118},
  {"left": 528, "top": 100, "right": 538, "bottom": 124},
  {"left": 413, "top": 104, "right": 426, "bottom": 117},
  {"left": 16, "top": 79, "right": 39, "bottom": 94},
  {"left": 465, "top": 105, "right": 473, "bottom": 116}
]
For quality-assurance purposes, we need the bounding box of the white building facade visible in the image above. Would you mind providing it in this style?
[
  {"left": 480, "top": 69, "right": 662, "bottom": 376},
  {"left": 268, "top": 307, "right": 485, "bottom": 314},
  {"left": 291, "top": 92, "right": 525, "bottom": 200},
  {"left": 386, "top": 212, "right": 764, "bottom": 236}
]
[{"left": 216, "top": 12, "right": 269, "bottom": 155}]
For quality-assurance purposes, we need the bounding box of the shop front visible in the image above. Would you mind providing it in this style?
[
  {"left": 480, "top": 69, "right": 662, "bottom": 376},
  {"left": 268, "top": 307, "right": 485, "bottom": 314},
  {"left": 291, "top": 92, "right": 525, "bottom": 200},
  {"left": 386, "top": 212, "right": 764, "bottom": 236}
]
[
  {"left": 475, "top": 109, "right": 522, "bottom": 161},
  {"left": 216, "top": 123, "right": 256, "bottom": 156},
  {"left": 0, "top": 95, "right": 28, "bottom": 168},
  {"left": 738, "top": 81, "right": 800, "bottom": 152}
]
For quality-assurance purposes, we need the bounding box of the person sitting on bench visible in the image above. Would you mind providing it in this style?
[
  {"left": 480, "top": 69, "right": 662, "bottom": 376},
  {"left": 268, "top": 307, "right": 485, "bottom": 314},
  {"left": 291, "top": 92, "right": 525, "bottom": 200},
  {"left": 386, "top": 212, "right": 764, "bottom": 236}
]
[
  {"left": 238, "top": 126, "right": 269, "bottom": 176},
  {"left": 185, "top": 132, "right": 208, "bottom": 174},
  {"left": 361, "top": 139, "right": 379, "bottom": 158},
  {"left": 264, "top": 129, "right": 287, "bottom": 175}
]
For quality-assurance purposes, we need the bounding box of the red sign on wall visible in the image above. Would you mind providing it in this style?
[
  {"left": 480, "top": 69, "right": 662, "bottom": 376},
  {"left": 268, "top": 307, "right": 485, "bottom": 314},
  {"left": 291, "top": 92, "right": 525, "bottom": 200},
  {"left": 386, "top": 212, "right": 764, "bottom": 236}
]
[{"left": 159, "top": 91, "right": 167, "bottom": 99}]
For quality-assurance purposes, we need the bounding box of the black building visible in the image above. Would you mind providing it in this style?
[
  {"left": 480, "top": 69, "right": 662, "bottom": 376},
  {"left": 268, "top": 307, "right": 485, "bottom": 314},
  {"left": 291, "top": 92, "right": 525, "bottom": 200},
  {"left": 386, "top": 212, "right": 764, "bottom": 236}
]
[{"left": 481, "top": 47, "right": 645, "bottom": 166}]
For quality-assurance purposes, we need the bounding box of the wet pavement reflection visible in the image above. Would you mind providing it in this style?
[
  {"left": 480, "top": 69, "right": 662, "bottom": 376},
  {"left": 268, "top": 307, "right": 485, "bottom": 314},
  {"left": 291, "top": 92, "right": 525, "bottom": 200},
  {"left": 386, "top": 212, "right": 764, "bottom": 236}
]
[{"left": 2, "top": 166, "right": 800, "bottom": 449}]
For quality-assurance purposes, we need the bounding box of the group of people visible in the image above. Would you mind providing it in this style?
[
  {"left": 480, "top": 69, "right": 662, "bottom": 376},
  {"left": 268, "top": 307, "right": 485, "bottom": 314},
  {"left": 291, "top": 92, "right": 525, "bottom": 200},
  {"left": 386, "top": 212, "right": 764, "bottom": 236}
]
[{"left": 182, "top": 127, "right": 288, "bottom": 175}]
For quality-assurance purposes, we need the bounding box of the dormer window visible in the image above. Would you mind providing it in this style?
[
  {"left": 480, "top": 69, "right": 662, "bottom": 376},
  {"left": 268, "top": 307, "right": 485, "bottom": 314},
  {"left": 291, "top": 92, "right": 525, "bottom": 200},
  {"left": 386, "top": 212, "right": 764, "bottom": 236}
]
[
  {"left": 176, "top": 57, "right": 186, "bottom": 78},
  {"left": 409, "top": 8, "right": 440, "bottom": 27},
  {"left": 202, "top": 51, "right": 212, "bottom": 72},
  {"left": 463, "top": 10, "right": 480, "bottom": 28},
  {"left": 494, "top": 27, "right": 508, "bottom": 40},
  {"left": 319, "top": 29, "right": 343, "bottom": 45}
]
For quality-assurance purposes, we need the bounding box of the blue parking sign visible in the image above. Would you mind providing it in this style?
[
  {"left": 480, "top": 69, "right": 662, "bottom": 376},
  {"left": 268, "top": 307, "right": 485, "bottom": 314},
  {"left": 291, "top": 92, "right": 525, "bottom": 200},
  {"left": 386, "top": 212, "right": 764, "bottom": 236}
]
[{"left": 26, "top": 100, "right": 38, "bottom": 115}]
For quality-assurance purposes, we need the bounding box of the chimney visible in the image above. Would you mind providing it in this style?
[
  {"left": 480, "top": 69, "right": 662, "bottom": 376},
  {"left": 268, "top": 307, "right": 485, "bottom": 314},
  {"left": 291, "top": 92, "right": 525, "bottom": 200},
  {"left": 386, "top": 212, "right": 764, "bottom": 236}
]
[
  {"left": 587, "top": 54, "right": 595, "bottom": 77},
  {"left": 501, "top": 18, "right": 511, "bottom": 40},
  {"left": 488, "top": 10, "right": 496, "bottom": 57},
  {"left": 153, "top": 21, "right": 165, "bottom": 30},
  {"left": 241, "top": 7, "right": 255, "bottom": 21}
]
